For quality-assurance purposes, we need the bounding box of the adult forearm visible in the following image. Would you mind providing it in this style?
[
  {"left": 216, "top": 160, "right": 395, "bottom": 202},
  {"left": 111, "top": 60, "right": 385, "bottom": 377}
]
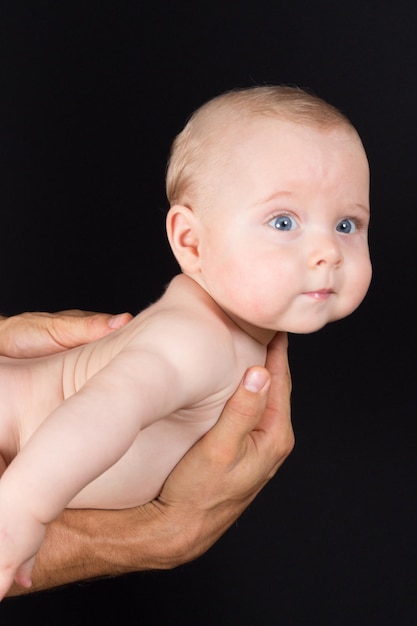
[
  {"left": 6, "top": 506, "right": 176, "bottom": 596},
  {"left": 6, "top": 498, "right": 240, "bottom": 597}
]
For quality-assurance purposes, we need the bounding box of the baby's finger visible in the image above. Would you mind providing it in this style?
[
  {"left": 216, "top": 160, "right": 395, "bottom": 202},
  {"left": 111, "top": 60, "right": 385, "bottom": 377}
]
[
  {"left": 14, "top": 557, "right": 34, "bottom": 590},
  {"left": 0, "top": 571, "right": 15, "bottom": 601}
]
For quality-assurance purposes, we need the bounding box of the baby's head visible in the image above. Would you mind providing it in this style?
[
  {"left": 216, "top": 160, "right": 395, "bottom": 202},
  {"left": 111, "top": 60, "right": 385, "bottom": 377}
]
[
  {"left": 166, "top": 86, "right": 372, "bottom": 344},
  {"left": 166, "top": 85, "right": 357, "bottom": 208}
]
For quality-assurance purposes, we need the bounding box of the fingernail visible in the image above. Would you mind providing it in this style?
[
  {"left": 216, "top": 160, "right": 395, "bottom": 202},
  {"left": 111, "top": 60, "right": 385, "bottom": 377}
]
[{"left": 243, "top": 369, "right": 268, "bottom": 392}]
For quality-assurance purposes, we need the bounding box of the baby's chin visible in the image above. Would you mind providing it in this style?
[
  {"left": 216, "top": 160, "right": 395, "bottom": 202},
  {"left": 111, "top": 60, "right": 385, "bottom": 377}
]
[
  {"left": 288, "top": 326, "right": 325, "bottom": 336},
  {"left": 286, "top": 309, "right": 356, "bottom": 335},
  {"left": 285, "top": 319, "right": 332, "bottom": 335}
]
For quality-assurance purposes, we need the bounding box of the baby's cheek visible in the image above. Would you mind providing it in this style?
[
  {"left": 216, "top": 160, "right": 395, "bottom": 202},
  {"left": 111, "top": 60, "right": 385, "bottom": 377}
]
[
  {"left": 347, "top": 256, "right": 372, "bottom": 304},
  {"left": 344, "top": 276, "right": 370, "bottom": 316},
  {"left": 358, "top": 260, "right": 372, "bottom": 299}
]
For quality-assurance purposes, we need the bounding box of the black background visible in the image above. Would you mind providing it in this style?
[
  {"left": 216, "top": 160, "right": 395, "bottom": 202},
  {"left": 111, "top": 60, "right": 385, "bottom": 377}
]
[{"left": 1, "top": 1, "right": 417, "bottom": 624}]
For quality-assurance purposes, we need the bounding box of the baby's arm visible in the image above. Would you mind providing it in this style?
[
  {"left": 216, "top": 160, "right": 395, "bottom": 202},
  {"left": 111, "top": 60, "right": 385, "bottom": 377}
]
[
  {"left": 0, "top": 349, "right": 182, "bottom": 597},
  {"left": 0, "top": 314, "right": 234, "bottom": 598}
]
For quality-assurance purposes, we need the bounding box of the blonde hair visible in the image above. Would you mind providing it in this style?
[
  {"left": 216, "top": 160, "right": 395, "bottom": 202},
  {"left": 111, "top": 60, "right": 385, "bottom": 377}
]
[{"left": 166, "top": 85, "right": 356, "bottom": 207}]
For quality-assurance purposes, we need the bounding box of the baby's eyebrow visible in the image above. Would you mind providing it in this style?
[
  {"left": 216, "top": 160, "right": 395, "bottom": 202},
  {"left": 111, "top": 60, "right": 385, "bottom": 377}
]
[
  {"left": 353, "top": 203, "right": 370, "bottom": 215},
  {"left": 258, "top": 190, "right": 294, "bottom": 205}
]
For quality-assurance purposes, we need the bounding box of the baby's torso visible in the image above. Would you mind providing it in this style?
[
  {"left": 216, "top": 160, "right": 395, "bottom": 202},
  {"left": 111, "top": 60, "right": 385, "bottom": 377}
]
[
  {"left": 0, "top": 276, "right": 268, "bottom": 507},
  {"left": 68, "top": 294, "right": 267, "bottom": 508}
]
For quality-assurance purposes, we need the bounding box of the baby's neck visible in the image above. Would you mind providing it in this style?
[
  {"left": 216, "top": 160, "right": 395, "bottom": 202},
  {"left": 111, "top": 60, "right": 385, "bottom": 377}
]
[
  {"left": 223, "top": 314, "right": 277, "bottom": 346},
  {"left": 178, "top": 272, "right": 278, "bottom": 347}
]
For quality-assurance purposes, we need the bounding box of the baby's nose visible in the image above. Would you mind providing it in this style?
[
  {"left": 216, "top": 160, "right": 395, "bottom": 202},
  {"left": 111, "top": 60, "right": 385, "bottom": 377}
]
[{"left": 307, "top": 234, "right": 342, "bottom": 268}]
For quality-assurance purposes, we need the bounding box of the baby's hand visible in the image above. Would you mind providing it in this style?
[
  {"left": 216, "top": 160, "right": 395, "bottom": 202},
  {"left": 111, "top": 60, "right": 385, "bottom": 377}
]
[
  {"left": 0, "top": 555, "right": 35, "bottom": 601},
  {"left": 14, "top": 555, "right": 35, "bottom": 590},
  {"left": 0, "top": 505, "right": 46, "bottom": 601}
]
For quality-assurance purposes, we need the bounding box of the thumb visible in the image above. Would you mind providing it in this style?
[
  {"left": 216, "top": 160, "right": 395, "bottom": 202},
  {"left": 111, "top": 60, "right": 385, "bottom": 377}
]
[
  {"left": 54, "top": 311, "right": 133, "bottom": 346},
  {"left": 30, "top": 311, "right": 134, "bottom": 355},
  {"left": 205, "top": 367, "right": 271, "bottom": 460}
]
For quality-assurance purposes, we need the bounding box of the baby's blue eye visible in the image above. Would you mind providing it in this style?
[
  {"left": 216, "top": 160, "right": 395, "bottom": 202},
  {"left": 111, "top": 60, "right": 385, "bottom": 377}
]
[
  {"left": 269, "top": 215, "right": 297, "bottom": 231},
  {"left": 336, "top": 218, "right": 356, "bottom": 234}
]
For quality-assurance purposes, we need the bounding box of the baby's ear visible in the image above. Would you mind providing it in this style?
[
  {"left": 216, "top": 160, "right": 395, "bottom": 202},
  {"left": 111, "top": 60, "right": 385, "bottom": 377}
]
[{"left": 166, "top": 205, "right": 201, "bottom": 274}]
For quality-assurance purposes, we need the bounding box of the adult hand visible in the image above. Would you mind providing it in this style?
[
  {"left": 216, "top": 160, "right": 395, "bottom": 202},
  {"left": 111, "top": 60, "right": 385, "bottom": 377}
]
[
  {"left": 0, "top": 310, "right": 133, "bottom": 357},
  {"left": 149, "top": 330, "right": 294, "bottom": 565}
]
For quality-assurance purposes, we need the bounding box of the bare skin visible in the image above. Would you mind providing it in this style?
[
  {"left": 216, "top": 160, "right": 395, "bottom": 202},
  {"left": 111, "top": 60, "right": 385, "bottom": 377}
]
[
  {"left": 1, "top": 311, "right": 293, "bottom": 597},
  {"left": 0, "top": 310, "right": 133, "bottom": 358}
]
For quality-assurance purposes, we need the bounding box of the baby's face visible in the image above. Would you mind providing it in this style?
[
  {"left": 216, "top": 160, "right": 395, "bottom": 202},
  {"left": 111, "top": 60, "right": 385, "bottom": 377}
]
[{"left": 194, "top": 117, "right": 372, "bottom": 344}]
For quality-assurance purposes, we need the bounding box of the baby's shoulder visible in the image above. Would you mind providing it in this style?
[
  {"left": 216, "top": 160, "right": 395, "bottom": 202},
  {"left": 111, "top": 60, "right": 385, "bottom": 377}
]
[{"left": 117, "top": 274, "right": 261, "bottom": 366}]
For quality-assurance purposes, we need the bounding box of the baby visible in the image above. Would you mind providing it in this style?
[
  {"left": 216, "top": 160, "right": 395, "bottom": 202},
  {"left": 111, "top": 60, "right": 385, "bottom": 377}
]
[{"left": 0, "top": 85, "right": 372, "bottom": 597}]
